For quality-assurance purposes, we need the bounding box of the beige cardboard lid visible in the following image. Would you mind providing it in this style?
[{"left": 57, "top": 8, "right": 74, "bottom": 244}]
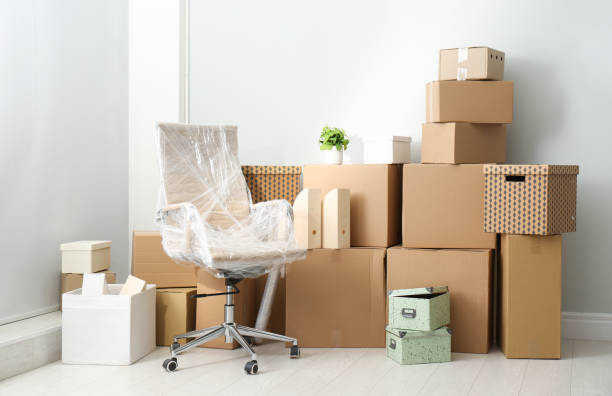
[
  {"left": 386, "top": 325, "right": 452, "bottom": 338},
  {"left": 388, "top": 286, "right": 448, "bottom": 297},
  {"left": 362, "top": 135, "right": 412, "bottom": 143},
  {"left": 483, "top": 164, "right": 579, "bottom": 176},
  {"left": 60, "top": 240, "right": 112, "bottom": 251}
]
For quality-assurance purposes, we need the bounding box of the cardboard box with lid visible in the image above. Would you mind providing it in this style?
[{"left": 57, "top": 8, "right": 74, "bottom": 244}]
[
  {"left": 303, "top": 164, "right": 402, "bottom": 248},
  {"left": 438, "top": 47, "right": 505, "bottom": 81}
]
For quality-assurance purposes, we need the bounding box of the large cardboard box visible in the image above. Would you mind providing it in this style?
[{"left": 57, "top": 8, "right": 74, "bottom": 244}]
[
  {"left": 156, "top": 288, "right": 197, "bottom": 346},
  {"left": 62, "top": 284, "right": 156, "bottom": 365},
  {"left": 303, "top": 165, "right": 402, "bottom": 247},
  {"left": 286, "top": 248, "right": 386, "bottom": 347},
  {"left": 241, "top": 165, "right": 302, "bottom": 205},
  {"left": 484, "top": 165, "right": 579, "bottom": 235},
  {"left": 132, "top": 231, "right": 197, "bottom": 288},
  {"left": 195, "top": 270, "right": 257, "bottom": 349},
  {"left": 60, "top": 270, "right": 116, "bottom": 310},
  {"left": 387, "top": 247, "right": 493, "bottom": 353},
  {"left": 426, "top": 81, "right": 513, "bottom": 123},
  {"left": 402, "top": 164, "right": 496, "bottom": 249},
  {"left": 499, "top": 234, "right": 562, "bottom": 359},
  {"left": 439, "top": 47, "right": 505, "bottom": 81},
  {"left": 421, "top": 123, "right": 506, "bottom": 164}
]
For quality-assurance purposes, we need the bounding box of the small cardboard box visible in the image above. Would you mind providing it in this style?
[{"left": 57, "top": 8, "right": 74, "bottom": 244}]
[
  {"left": 421, "top": 123, "right": 506, "bottom": 164},
  {"left": 426, "top": 81, "right": 513, "bottom": 123},
  {"left": 303, "top": 165, "right": 402, "bottom": 247},
  {"left": 132, "top": 231, "right": 197, "bottom": 288},
  {"left": 286, "top": 248, "right": 386, "bottom": 347},
  {"left": 403, "top": 164, "right": 496, "bottom": 249},
  {"left": 387, "top": 247, "right": 492, "bottom": 353},
  {"left": 439, "top": 47, "right": 505, "bottom": 81},
  {"left": 60, "top": 271, "right": 116, "bottom": 310},
  {"left": 156, "top": 288, "right": 197, "bottom": 346},
  {"left": 196, "top": 270, "right": 256, "bottom": 349},
  {"left": 62, "top": 284, "right": 156, "bottom": 365},
  {"left": 484, "top": 165, "right": 579, "bottom": 235},
  {"left": 362, "top": 136, "right": 412, "bottom": 164},
  {"left": 499, "top": 234, "right": 562, "bottom": 359},
  {"left": 241, "top": 165, "right": 302, "bottom": 205},
  {"left": 386, "top": 326, "right": 452, "bottom": 365},
  {"left": 388, "top": 286, "right": 450, "bottom": 331},
  {"left": 60, "top": 241, "right": 111, "bottom": 274}
]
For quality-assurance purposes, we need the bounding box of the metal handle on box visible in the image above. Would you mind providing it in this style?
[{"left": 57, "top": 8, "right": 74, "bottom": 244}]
[
  {"left": 389, "top": 338, "right": 396, "bottom": 350},
  {"left": 401, "top": 308, "right": 416, "bottom": 319}
]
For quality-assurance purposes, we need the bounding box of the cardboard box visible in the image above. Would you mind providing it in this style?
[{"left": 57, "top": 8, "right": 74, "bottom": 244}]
[
  {"left": 426, "top": 81, "right": 513, "bottom": 123},
  {"left": 156, "top": 288, "right": 197, "bottom": 346},
  {"left": 386, "top": 326, "right": 452, "bottom": 365},
  {"left": 484, "top": 165, "right": 579, "bottom": 235},
  {"left": 286, "top": 248, "right": 386, "bottom": 347},
  {"left": 402, "top": 164, "right": 496, "bottom": 249},
  {"left": 362, "top": 136, "right": 412, "bottom": 164},
  {"left": 60, "top": 240, "right": 111, "bottom": 274},
  {"left": 60, "top": 271, "right": 116, "bottom": 310},
  {"left": 421, "top": 123, "right": 506, "bottom": 164},
  {"left": 499, "top": 234, "right": 562, "bottom": 359},
  {"left": 132, "top": 231, "right": 197, "bottom": 288},
  {"left": 195, "top": 270, "right": 257, "bottom": 349},
  {"left": 241, "top": 165, "right": 302, "bottom": 205},
  {"left": 303, "top": 165, "right": 402, "bottom": 247},
  {"left": 439, "top": 47, "right": 505, "bottom": 81},
  {"left": 62, "top": 284, "right": 156, "bottom": 365},
  {"left": 387, "top": 247, "right": 493, "bottom": 353}
]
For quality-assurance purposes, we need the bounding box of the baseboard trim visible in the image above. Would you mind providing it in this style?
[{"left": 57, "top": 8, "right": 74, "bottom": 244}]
[
  {"left": 0, "top": 304, "right": 60, "bottom": 326},
  {"left": 562, "top": 311, "right": 612, "bottom": 341}
]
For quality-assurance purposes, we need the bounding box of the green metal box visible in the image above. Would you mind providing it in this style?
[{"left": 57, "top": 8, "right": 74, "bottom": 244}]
[
  {"left": 386, "top": 326, "right": 452, "bottom": 365},
  {"left": 388, "top": 286, "right": 450, "bottom": 331}
]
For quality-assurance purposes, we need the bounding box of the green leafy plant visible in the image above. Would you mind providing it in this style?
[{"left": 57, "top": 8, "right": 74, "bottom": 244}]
[{"left": 319, "top": 125, "right": 349, "bottom": 151}]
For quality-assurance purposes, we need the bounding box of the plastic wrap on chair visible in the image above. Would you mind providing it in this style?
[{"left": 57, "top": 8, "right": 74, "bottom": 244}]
[{"left": 155, "top": 123, "right": 305, "bottom": 278}]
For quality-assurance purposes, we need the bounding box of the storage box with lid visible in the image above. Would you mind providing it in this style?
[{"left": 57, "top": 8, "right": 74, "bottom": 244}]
[
  {"left": 484, "top": 164, "right": 579, "bottom": 235},
  {"left": 386, "top": 326, "right": 451, "bottom": 365},
  {"left": 241, "top": 165, "right": 302, "bottom": 205},
  {"left": 61, "top": 240, "right": 111, "bottom": 273},
  {"left": 362, "top": 136, "right": 412, "bottom": 164},
  {"left": 388, "top": 286, "right": 450, "bottom": 331},
  {"left": 62, "top": 284, "right": 156, "bottom": 365},
  {"left": 439, "top": 47, "right": 505, "bottom": 81}
]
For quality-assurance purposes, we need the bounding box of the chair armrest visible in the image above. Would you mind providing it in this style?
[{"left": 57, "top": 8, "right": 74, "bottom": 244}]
[{"left": 156, "top": 202, "right": 196, "bottom": 254}]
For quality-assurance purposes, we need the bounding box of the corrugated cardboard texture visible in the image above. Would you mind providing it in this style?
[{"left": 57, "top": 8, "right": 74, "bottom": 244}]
[
  {"left": 156, "top": 288, "right": 197, "bottom": 346},
  {"left": 439, "top": 47, "right": 505, "bottom": 81},
  {"left": 195, "top": 270, "right": 256, "bottom": 349},
  {"left": 60, "top": 271, "right": 116, "bottom": 310},
  {"left": 303, "top": 165, "right": 402, "bottom": 247},
  {"left": 499, "top": 234, "right": 562, "bottom": 359},
  {"left": 132, "top": 231, "right": 197, "bottom": 288},
  {"left": 402, "top": 164, "right": 496, "bottom": 249},
  {"left": 426, "top": 81, "right": 513, "bottom": 123},
  {"left": 285, "top": 248, "right": 387, "bottom": 347},
  {"left": 421, "top": 123, "right": 506, "bottom": 164},
  {"left": 484, "top": 165, "right": 579, "bottom": 235},
  {"left": 241, "top": 165, "right": 302, "bottom": 205},
  {"left": 387, "top": 247, "right": 493, "bottom": 353}
]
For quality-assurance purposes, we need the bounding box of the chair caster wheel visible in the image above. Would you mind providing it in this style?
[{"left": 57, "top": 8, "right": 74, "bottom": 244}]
[
  {"left": 163, "top": 357, "right": 178, "bottom": 372},
  {"left": 170, "top": 341, "right": 180, "bottom": 351},
  {"left": 244, "top": 360, "right": 258, "bottom": 375},
  {"left": 290, "top": 345, "right": 300, "bottom": 359}
]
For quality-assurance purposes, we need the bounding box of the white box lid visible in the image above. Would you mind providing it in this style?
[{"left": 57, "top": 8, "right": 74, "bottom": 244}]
[
  {"left": 362, "top": 135, "right": 412, "bottom": 143},
  {"left": 60, "top": 240, "right": 111, "bottom": 251}
]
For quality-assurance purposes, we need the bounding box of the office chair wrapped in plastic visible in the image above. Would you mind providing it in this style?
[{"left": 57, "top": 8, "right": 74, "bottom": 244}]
[{"left": 156, "top": 123, "right": 305, "bottom": 374}]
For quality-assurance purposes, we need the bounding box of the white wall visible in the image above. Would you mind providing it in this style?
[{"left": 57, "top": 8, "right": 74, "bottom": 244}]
[
  {"left": 0, "top": 0, "right": 128, "bottom": 323},
  {"left": 186, "top": 0, "right": 612, "bottom": 314}
]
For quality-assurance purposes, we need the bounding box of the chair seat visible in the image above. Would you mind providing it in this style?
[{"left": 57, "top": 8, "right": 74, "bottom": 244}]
[{"left": 209, "top": 247, "right": 305, "bottom": 266}]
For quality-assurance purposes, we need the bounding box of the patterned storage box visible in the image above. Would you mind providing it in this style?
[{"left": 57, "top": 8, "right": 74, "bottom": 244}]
[
  {"left": 241, "top": 165, "right": 302, "bottom": 205},
  {"left": 386, "top": 326, "right": 452, "bottom": 365},
  {"left": 388, "top": 287, "right": 450, "bottom": 331},
  {"left": 484, "top": 165, "right": 579, "bottom": 235}
]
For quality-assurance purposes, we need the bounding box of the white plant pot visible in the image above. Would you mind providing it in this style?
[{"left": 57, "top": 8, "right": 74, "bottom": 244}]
[{"left": 323, "top": 149, "right": 343, "bottom": 165}]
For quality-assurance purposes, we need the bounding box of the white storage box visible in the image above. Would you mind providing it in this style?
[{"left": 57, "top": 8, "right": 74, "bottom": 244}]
[
  {"left": 61, "top": 240, "right": 111, "bottom": 273},
  {"left": 363, "top": 136, "right": 412, "bottom": 164},
  {"left": 62, "top": 284, "right": 156, "bottom": 365}
]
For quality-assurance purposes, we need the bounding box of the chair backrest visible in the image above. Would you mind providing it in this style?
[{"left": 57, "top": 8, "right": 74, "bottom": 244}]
[{"left": 157, "top": 123, "right": 251, "bottom": 228}]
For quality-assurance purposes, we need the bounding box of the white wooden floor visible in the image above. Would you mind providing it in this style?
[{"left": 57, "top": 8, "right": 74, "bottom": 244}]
[{"left": 1, "top": 339, "right": 611, "bottom": 396}]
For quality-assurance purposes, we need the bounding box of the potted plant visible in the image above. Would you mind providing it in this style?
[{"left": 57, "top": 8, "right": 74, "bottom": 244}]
[{"left": 319, "top": 125, "right": 349, "bottom": 164}]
